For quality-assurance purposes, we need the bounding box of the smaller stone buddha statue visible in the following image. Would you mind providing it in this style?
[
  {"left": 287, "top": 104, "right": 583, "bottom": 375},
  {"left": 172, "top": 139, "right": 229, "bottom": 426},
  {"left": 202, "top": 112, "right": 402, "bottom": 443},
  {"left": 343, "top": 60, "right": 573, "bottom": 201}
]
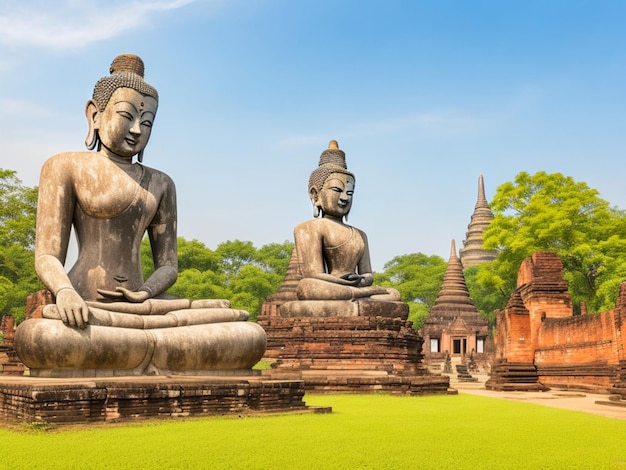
[
  {"left": 14, "top": 54, "right": 266, "bottom": 377},
  {"left": 277, "top": 141, "right": 407, "bottom": 318}
]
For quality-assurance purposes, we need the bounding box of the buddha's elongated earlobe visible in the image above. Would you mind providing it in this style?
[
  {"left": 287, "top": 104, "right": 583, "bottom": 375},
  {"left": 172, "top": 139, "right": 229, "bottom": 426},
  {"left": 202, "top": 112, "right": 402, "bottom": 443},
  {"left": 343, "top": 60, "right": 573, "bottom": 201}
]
[
  {"left": 138, "top": 150, "right": 144, "bottom": 163},
  {"left": 309, "top": 189, "right": 320, "bottom": 218},
  {"left": 344, "top": 213, "right": 348, "bottom": 223},
  {"left": 86, "top": 129, "right": 100, "bottom": 151},
  {"left": 85, "top": 100, "right": 100, "bottom": 150}
]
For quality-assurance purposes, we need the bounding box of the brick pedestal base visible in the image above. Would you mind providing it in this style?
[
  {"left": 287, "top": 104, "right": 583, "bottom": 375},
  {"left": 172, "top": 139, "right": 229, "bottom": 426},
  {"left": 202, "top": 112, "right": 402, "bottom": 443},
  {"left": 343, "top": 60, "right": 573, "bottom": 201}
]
[
  {"left": 0, "top": 374, "right": 322, "bottom": 426},
  {"left": 257, "top": 315, "right": 451, "bottom": 395}
]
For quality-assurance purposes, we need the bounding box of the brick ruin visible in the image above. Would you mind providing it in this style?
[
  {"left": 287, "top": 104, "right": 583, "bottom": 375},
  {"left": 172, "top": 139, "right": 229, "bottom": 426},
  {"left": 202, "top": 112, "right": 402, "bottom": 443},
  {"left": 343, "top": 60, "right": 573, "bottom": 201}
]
[
  {"left": 257, "top": 252, "right": 451, "bottom": 395},
  {"left": 420, "top": 239, "right": 491, "bottom": 372},
  {"left": 0, "top": 316, "right": 24, "bottom": 376},
  {"left": 486, "top": 251, "right": 626, "bottom": 398}
]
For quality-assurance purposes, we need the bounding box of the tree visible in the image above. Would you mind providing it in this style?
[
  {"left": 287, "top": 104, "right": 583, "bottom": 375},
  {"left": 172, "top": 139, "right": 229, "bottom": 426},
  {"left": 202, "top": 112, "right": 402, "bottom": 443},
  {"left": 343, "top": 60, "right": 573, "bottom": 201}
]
[
  {"left": 480, "top": 171, "right": 626, "bottom": 313},
  {"left": 464, "top": 265, "right": 502, "bottom": 330},
  {"left": 229, "top": 264, "right": 278, "bottom": 320},
  {"left": 142, "top": 238, "right": 294, "bottom": 321},
  {"left": 375, "top": 253, "right": 446, "bottom": 330},
  {"left": 0, "top": 169, "right": 41, "bottom": 321},
  {"left": 255, "top": 242, "right": 294, "bottom": 274},
  {"left": 216, "top": 240, "right": 258, "bottom": 277}
]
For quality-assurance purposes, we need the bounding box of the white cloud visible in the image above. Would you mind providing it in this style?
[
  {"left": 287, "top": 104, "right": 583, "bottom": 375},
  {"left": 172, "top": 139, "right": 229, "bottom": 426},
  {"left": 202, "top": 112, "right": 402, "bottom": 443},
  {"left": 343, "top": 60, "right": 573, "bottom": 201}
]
[{"left": 0, "top": 0, "right": 196, "bottom": 49}]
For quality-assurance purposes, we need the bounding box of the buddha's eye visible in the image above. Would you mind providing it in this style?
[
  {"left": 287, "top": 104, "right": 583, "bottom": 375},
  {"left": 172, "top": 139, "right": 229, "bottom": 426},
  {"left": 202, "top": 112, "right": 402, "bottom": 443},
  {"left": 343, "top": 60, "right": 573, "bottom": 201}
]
[
  {"left": 347, "top": 191, "right": 354, "bottom": 196},
  {"left": 331, "top": 187, "right": 342, "bottom": 193},
  {"left": 141, "top": 120, "right": 153, "bottom": 128},
  {"left": 117, "top": 111, "right": 133, "bottom": 121}
]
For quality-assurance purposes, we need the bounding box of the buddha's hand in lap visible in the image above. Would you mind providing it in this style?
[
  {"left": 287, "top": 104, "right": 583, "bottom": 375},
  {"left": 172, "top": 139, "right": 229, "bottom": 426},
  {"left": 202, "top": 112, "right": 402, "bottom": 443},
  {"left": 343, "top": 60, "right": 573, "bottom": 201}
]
[
  {"left": 97, "top": 287, "right": 150, "bottom": 303},
  {"left": 357, "top": 273, "right": 373, "bottom": 287},
  {"left": 340, "top": 273, "right": 373, "bottom": 287},
  {"left": 56, "top": 288, "right": 90, "bottom": 329}
]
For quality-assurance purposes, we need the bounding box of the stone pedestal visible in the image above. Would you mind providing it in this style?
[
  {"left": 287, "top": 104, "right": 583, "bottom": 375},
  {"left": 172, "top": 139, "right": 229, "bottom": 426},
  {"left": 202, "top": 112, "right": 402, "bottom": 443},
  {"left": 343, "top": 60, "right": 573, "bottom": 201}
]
[
  {"left": 257, "top": 315, "right": 451, "bottom": 395},
  {"left": 0, "top": 374, "right": 324, "bottom": 426}
]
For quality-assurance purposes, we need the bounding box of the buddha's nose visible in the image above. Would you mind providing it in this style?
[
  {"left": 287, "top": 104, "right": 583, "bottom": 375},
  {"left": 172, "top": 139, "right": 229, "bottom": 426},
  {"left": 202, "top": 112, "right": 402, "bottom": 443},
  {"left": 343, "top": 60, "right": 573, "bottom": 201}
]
[{"left": 130, "top": 119, "right": 142, "bottom": 135}]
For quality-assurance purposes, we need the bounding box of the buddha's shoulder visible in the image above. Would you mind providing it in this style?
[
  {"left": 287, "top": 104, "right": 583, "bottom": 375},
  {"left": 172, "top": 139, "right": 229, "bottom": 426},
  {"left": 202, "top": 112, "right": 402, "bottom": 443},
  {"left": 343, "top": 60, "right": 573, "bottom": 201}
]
[
  {"left": 43, "top": 151, "right": 93, "bottom": 165},
  {"left": 294, "top": 218, "right": 324, "bottom": 230},
  {"left": 40, "top": 152, "right": 96, "bottom": 175},
  {"left": 140, "top": 164, "right": 175, "bottom": 186},
  {"left": 294, "top": 218, "right": 358, "bottom": 233}
]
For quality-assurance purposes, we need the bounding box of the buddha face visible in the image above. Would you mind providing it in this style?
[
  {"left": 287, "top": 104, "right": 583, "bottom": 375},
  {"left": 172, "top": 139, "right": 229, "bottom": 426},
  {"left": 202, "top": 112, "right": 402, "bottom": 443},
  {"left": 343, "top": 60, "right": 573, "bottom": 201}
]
[
  {"left": 95, "top": 88, "right": 158, "bottom": 159},
  {"left": 317, "top": 172, "right": 355, "bottom": 219}
]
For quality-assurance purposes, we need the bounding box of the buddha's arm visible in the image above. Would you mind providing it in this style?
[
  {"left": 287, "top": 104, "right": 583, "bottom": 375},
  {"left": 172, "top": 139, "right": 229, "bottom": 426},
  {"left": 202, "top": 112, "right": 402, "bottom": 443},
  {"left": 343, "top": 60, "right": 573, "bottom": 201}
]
[
  {"left": 142, "top": 176, "right": 178, "bottom": 297},
  {"left": 356, "top": 230, "right": 374, "bottom": 287},
  {"left": 35, "top": 155, "right": 89, "bottom": 328},
  {"left": 294, "top": 223, "right": 359, "bottom": 286},
  {"left": 35, "top": 156, "right": 74, "bottom": 292}
]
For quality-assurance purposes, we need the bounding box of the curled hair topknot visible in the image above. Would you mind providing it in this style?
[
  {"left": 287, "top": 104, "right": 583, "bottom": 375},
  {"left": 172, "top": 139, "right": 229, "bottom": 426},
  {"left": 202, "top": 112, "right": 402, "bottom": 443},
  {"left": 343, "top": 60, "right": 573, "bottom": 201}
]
[
  {"left": 92, "top": 53, "right": 158, "bottom": 112},
  {"left": 308, "top": 140, "right": 355, "bottom": 194}
]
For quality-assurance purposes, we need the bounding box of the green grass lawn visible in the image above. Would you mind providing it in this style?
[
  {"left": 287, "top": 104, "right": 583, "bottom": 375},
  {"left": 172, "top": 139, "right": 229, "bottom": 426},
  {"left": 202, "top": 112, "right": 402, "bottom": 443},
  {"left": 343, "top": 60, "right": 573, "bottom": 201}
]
[{"left": 1, "top": 393, "right": 625, "bottom": 469}]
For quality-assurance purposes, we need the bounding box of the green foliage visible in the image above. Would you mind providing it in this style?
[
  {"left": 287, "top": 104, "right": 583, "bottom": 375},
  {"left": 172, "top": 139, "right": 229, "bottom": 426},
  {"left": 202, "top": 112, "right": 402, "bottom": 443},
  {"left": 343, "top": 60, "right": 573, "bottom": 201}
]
[
  {"left": 375, "top": 253, "right": 446, "bottom": 330},
  {"left": 0, "top": 169, "right": 42, "bottom": 321},
  {"left": 407, "top": 301, "right": 430, "bottom": 331},
  {"left": 464, "top": 265, "right": 503, "bottom": 331},
  {"left": 143, "top": 238, "right": 294, "bottom": 321},
  {"left": 1, "top": 394, "right": 625, "bottom": 469},
  {"left": 0, "top": 169, "right": 38, "bottom": 248},
  {"left": 481, "top": 171, "right": 626, "bottom": 313}
]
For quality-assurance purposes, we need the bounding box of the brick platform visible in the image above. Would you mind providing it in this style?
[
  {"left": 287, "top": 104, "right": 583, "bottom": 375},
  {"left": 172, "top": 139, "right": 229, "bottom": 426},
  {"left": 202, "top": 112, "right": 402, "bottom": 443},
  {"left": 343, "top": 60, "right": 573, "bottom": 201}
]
[
  {"left": 257, "top": 315, "right": 452, "bottom": 395},
  {"left": 0, "top": 374, "right": 323, "bottom": 426}
]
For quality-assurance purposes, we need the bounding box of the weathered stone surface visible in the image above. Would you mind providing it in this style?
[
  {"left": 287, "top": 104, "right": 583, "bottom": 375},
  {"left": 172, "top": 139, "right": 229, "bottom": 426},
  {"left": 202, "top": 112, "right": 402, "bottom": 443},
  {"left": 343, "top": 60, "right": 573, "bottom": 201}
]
[
  {"left": 259, "top": 294, "right": 450, "bottom": 395},
  {"left": 269, "top": 141, "right": 403, "bottom": 318},
  {"left": 0, "top": 375, "right": 315, "bottom": 426},
  {"left": 13, "top": 53, "right": 266, "bottom": 376},
  {"left": 258, "top": 141, "right": 449, "bottom": 395}
]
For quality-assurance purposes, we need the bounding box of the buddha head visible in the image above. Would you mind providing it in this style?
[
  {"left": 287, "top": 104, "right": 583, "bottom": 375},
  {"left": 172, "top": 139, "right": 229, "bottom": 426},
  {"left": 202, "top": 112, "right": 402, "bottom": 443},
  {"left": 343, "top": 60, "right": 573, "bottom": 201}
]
[
  {"left": 308, "top": 140, "right": 355, "bottom": 220},
  {"left": 85, "top": 54, "right": 159, "bottom": 162}
]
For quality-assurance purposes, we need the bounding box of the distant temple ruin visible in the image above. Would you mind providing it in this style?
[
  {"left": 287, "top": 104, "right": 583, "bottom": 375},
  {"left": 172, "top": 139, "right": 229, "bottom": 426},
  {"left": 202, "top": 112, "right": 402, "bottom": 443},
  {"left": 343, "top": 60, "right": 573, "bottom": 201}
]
[
  {"left": 420, "top": 240, "right": 490, "bottom": 370},
  {"left": 420, "top": 175, "right": 496, "bottom": 372},
  {"left": 486, "top": 251, "right": 626, "bottom": 399}
]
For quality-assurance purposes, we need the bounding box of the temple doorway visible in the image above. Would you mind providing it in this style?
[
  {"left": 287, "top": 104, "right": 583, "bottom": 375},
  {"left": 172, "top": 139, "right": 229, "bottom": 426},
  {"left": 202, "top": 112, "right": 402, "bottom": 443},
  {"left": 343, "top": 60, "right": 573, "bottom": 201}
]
[{"left": 452, "top": 337, "right": 467, "bottom": 356}]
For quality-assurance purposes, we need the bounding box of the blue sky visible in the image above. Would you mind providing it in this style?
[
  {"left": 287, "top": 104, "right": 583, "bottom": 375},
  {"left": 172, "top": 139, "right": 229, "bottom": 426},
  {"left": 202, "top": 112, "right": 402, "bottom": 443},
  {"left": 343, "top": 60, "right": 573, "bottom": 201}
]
[{"left": 1, "top": 0, "right": 624, "bottom": 271}]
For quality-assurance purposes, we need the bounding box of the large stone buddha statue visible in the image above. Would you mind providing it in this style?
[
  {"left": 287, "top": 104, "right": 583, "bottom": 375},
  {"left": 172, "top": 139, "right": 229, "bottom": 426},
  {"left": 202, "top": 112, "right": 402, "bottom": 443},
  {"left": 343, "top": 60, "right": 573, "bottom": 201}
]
[
  {"left": 277, "top": 141, "right": 407, "bottom": 318},
  {"left": 14, "top": 54, "right": 266, "bottom": 377}
]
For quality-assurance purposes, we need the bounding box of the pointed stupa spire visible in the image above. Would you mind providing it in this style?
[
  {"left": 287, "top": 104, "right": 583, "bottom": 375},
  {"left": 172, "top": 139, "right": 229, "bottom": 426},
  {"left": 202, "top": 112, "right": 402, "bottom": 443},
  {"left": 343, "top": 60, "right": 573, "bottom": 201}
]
[
  {"left": 476, "top": 174, "right": 489, "bottom": 208},
  {"left": 430, "top": 240, "right": 478, "bottom": 317},
  {"left": 421, "top": 239, "right": 488, "bottom": 336},
  {"left": 459, "top": 174, "right": 497, "bottom": 268},
  {"left": 449, "top": 239, "right": 458, "bottom": 259}
]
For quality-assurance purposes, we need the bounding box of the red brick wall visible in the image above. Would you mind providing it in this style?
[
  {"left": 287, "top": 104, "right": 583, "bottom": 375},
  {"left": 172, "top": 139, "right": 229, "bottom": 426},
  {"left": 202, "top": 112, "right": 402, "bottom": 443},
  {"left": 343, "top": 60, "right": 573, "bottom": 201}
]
[
  {"left": 494, "top": 251, "right": 626, "bottom": 391},
  {"left": 501, "top": 312, "right": 534, "bottom": 363},
  {"left": 536, "top": 310, "right": 619, "bottom": 365}
]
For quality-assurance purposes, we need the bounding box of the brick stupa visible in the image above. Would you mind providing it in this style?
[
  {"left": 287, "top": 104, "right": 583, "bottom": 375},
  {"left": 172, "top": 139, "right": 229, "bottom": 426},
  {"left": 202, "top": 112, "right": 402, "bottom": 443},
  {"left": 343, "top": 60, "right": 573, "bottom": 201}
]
[
  {"left": 420, "top": 240, "right": 489, "bottom": 367},
  {"left": 459, "top": 174, "right": 497, "bottom": 268}
]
